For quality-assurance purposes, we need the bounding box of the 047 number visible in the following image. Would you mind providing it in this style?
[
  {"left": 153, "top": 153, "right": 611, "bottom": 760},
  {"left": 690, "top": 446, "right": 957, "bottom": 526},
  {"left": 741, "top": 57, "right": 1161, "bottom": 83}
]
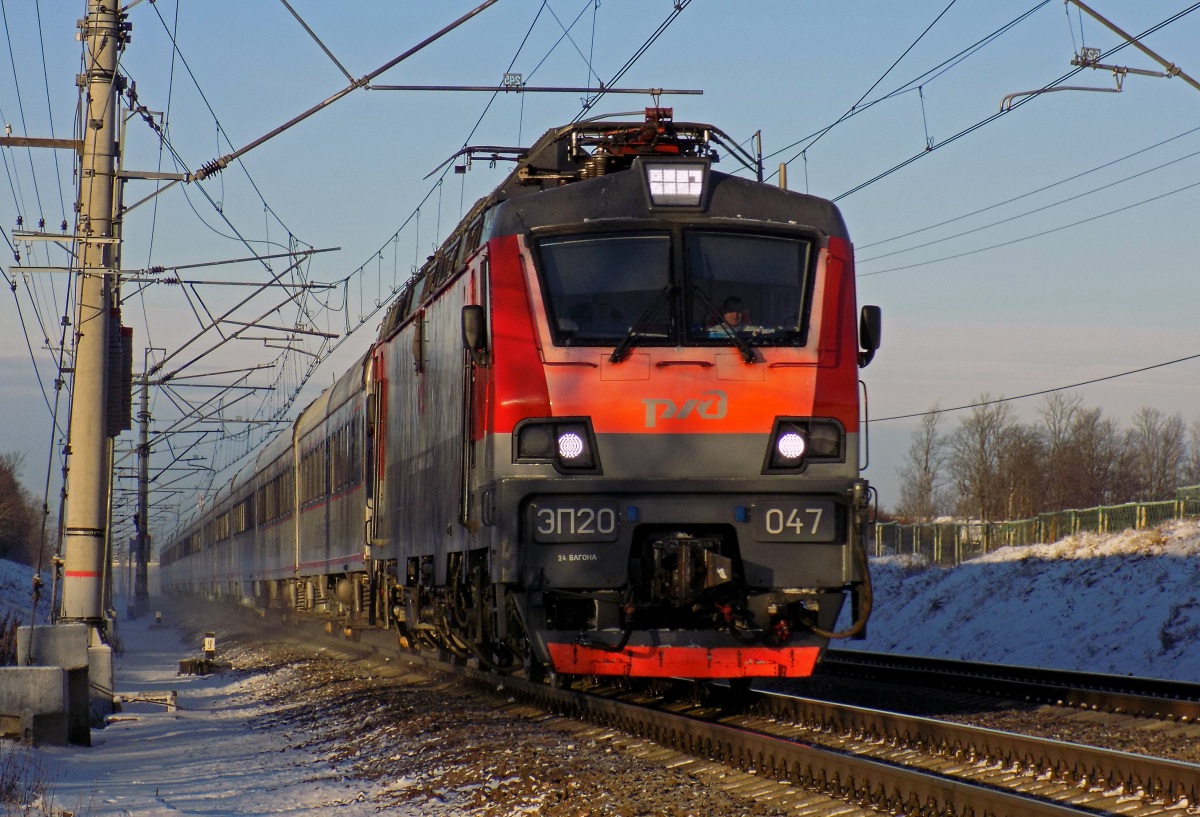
[{"left": 763, "top": 506, "right": 823, "bottom": 536}]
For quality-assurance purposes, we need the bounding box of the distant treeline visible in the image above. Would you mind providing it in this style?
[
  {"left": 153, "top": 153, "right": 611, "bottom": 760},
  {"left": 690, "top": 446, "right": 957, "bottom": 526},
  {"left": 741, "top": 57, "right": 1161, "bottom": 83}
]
[
  {"left": 0, "top": 453, "right": 47, "bottom": 567},
  {"left": 893, "top": 393, "right": 1200, "bottom": 522}
]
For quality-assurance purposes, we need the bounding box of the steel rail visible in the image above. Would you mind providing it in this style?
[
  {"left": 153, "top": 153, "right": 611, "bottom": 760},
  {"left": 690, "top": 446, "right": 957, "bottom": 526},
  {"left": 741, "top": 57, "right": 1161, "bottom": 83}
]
[
  {"left": 823, "top": 649, "right": 1200, "bottom": 721},
  {"left": 451, "top": 669, "right": 1134, "bottom": 817},
  {"left": 753, "top": 689, "right": 1200, "bottom": 808}
]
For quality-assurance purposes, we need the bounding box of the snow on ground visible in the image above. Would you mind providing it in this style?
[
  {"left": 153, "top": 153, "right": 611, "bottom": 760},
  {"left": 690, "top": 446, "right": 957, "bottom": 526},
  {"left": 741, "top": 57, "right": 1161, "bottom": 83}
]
[
  {"left": 0, "top": 560, "right": 50, "bottom": 626},
  {"left": 38, "top": 611, "right": 400, "bottom": 817},
  {"left": 848, "top": 519, "right": 1200, "bottom": 682}
]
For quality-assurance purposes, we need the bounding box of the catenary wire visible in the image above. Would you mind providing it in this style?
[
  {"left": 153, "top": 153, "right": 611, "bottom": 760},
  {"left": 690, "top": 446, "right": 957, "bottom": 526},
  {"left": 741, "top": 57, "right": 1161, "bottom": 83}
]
[
  {"left": 858, "top": 122, "right": 1200, "bottom": 251},
  {"left": 857, "top": 143, "right": 1200, "bottom": 265},
  {"left": 460, "top": 2, "right": 551, "bottom": 149},
  {"left": 757, "top": 1, "right": 1051, "bottom": 176},
  {"left": 787, "top": 0, "right": 961, "bottom": 163},
  {"left": 147, "top": 1, "right": 301, "bottom": 246},
  {"left": 858, "top": 174, "right": 1200, "bottom": 277},
  {"left": 33, "top": 0, "right": 68, "bottom": 232},
  {"left": 571, "top": 0, "right": 692, "bottom": 122},
  {"left": 874, "top": 351, "right": 1200, "bottom": 423},
  {"left": 833, "top": 3, "right": 1200, "bottom": 202},
  {"left": 0, "top": 0, "right": 48, "bottom": 231}
]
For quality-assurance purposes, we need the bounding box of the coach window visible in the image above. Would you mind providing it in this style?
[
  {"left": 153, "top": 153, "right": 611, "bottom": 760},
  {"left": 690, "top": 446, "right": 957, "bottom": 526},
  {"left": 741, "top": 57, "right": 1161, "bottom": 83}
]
[
  {"left": 536, "top": 232, "right": 672, "bottom": 346},
  {"left": 684, "top": 232, "right": 814, "bottom": 347}
]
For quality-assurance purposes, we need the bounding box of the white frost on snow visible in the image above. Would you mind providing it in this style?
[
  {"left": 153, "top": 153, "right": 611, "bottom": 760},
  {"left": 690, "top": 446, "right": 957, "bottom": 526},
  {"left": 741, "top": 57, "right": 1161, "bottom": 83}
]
[
  {"left": 36, "top": 613, "right": 415, "bottom": 817},
  {"left": 0, "top": 520, "right": 1190, "bottom": 814},
  {"left": 849, "top": 519, "right": 1200, "bottom": 682}
]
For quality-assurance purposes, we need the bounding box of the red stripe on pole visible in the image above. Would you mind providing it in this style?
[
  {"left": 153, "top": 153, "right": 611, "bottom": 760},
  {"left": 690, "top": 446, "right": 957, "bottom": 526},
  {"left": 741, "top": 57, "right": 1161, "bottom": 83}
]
[{"left": 64, "top": 571, "right": 102, "bottom": 578}]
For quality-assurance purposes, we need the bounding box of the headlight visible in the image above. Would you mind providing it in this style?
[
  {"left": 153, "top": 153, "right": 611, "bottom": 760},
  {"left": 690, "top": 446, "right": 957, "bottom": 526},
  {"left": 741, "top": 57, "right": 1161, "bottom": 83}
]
[
  {"left": 557, "top": 431, "right": 586, "bottom": 460},
  {"left": 642, "top": 159, "right": 709, "bottom": 209},
  {"left": 776, "top": 431, "right": 806, "bottom": 461},
  {"left": 516, "top": 424, "right": 555, "bottom": 459},
  {"left": 764, "top": 418, "right": 845, "bottom": 473},
  {"left": 514, "top": 418, "right": 600, "bottom": 473}
]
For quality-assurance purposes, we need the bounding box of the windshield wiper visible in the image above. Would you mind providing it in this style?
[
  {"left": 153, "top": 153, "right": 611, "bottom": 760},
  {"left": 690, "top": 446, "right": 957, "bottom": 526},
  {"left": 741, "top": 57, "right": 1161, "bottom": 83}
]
[
  {"left": 610, "top": 285, "right": 673, "bottom": 364},
  {"left": 692, "top": 287, "right": 756, "bottom": 363}
]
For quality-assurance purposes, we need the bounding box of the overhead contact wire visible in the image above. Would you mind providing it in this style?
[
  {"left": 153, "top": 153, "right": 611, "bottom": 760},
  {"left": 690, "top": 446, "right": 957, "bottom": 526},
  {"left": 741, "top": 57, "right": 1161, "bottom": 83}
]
[
  {"left": 834, "top": 2, "right": 1200, "bottom": 202},
  {"left": 572, "top": 0, "right": 692, "bottom": 122},
  {"left": 858, "top": 123, "right": 1200, "bottom": 251},
  {"left": 765, "top": 2, "right": 1050, "bottom": 169},
  {"left": 858, "top": 144, "right": 1200, "bottom": 265},
  {"left": 875, "top": 352, "right": 1200, "bottom": 422}
]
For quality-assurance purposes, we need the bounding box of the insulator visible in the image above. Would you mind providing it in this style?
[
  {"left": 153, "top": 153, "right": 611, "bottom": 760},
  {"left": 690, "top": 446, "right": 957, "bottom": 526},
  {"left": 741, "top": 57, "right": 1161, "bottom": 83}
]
[
  {"left": 193, "top": 157, "right": 228, "bottom": 181},
  {"left": 582, "top": 154, "right": 607, "bottom": 179}
]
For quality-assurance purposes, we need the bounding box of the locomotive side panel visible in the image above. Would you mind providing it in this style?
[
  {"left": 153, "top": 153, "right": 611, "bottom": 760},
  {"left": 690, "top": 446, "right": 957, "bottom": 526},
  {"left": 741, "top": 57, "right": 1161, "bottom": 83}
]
[{"left": 380, "top": 268, "right": 475, "bottom": 586}]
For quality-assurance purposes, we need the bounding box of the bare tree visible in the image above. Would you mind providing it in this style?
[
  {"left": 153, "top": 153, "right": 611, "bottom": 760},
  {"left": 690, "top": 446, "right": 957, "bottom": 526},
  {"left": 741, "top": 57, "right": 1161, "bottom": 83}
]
[
  {"left": 1067, "top": 407, "right": 1122, "bottom": 507},
  {"left": 998, "top": 423, "right": 1046, "bottom": 519},
  {"left": 0, "top": 453, "right": 41, "bottom": 567},
  {"left": 949, "top": 396, "right": 1014, "bottom": 522},
  {"left": 896, "top": 408, "right": 949, "bottom": 521},
  {"left": 1122, "top": 407, "right": 1185, "bottom": 501},
  {"left": 1183, "top": 419, "right": 1200, "bottom": 487},
  {"left": 1039, "top": 393, "right": 1082, "bottom": 511}
]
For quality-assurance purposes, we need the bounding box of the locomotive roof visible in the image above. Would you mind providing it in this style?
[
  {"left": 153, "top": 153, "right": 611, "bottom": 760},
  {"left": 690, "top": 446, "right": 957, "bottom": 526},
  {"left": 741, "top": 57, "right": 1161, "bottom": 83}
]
[
  {"left": 484, "top": 108, "right": 847, "bottom": 238},
  {"left": 490, "top": 166, "right": 848, "bottom": 240}
]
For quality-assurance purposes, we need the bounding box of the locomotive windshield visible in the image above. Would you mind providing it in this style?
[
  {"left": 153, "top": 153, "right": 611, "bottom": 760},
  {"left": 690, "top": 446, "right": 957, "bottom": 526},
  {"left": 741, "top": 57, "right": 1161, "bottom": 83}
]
[
  {"left": 537, "top": 232, "right": 672, "bottom": 343},
  {"left": 535, "top": 229, "right": 815, "bottom": 349}
]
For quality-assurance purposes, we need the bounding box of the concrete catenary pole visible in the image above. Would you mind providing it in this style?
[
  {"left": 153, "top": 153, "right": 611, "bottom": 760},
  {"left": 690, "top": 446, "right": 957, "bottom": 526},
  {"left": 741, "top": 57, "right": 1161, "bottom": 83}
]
[
  {"left": 134, "top": 371, "right": 150, "bottom": 610},
  {"left": 60, "top": 0, "right": 125, "bottom": 628}
]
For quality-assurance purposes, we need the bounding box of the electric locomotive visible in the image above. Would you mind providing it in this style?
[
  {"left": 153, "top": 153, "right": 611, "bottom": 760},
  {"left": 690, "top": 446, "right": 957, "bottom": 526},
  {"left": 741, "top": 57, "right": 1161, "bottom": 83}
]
[{"left": 161, "top": 108, "right": 881, "bottom": 681}]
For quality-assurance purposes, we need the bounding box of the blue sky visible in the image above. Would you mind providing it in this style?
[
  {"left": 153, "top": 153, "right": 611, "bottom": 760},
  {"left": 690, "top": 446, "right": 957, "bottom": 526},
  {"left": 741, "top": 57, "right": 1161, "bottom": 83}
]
[{"left": 3, "top": 1, "right": 1200, "bottom": 520}]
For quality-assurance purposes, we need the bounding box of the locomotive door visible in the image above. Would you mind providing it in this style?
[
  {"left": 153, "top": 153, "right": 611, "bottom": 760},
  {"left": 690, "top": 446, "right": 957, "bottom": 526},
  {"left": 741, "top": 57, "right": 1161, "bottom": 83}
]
[
  {"left": 459, "top": 254, "right": 489, "bottom": 529},
  {"left": 365, "top": 348, "right": 387, "bottom": 548},
  {"left": 364, "top": 346, "right": 390, "bottom": 625}
]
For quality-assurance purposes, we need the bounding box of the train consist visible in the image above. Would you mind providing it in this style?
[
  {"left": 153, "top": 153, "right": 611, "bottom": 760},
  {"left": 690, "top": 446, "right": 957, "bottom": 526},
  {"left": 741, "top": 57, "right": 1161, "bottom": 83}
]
[{"left": 161, "top": 109, "right": 881, "bottom": 680}]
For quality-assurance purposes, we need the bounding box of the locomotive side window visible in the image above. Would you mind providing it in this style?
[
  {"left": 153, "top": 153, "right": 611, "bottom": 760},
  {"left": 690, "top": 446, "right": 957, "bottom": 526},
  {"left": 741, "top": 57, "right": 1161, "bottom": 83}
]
[
  {"left": 685, "top": 232, "right": 814, "bottom": 347},
  {"left": 537, "top": 232, "right": 671, "bottom": 346}
]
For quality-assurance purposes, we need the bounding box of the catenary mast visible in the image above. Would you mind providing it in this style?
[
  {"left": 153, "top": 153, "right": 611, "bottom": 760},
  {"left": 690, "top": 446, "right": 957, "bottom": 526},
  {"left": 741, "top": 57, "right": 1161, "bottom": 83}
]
[{"left": 60, "top": 0, "right": 125, "bottom": 631}]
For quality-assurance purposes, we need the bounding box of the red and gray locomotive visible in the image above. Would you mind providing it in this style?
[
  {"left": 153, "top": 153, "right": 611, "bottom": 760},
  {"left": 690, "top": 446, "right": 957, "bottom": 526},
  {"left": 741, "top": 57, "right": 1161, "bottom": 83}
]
[{"left": 161, "top": 109, "right": 881, "bottom": 680}]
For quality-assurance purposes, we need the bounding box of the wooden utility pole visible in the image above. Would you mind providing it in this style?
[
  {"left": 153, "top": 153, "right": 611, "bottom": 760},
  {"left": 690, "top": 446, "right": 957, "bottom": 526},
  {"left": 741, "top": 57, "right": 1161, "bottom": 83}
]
[{"left": 60, "top": 1, "right": 124, "bottom": 635}]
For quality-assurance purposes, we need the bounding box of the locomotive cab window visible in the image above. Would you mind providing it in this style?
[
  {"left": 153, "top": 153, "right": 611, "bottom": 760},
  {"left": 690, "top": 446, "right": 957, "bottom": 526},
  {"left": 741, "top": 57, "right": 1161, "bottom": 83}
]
[
  {"left": 534, "top": 229, "right": 815, "bottom": 350},
  {"left": 685, "top": 232, "right": 814, "bottom": 347},
  {"left": 537, "top": 232, "right": 672, "bottom": 346}
]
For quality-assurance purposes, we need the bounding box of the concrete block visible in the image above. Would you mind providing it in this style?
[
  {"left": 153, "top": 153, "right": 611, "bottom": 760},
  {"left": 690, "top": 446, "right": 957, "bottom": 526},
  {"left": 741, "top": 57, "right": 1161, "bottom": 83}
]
[
  {"left": 88, "top": 643, "right": 114, "bottom": 722},
  {"left": 0, "top": 667, "right": 70, "bottom": 745},
  {"left": 17, "top": 624, "right": 88, "bottom": 670},
  {"left": 15, "top": 625, "right": 94, "bottom": 744}
]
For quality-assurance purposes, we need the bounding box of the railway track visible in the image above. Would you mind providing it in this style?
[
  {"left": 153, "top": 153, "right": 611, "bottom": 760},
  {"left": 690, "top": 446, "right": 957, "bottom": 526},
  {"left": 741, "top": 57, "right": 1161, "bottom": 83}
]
[
  {"left": 186, "top": 602, "right": 1200, "bottom": 815},
  {"left": 821, "top": 649, "right": 1200, "bottom": 722},
  {"left": 468, "top": 670, "right": 1199, "bottom": 816}
]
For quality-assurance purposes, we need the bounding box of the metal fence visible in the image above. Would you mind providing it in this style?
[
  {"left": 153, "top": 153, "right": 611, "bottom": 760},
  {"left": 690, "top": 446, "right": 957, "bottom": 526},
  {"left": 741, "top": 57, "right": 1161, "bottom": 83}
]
[{"left": 871, "top": 485, "right": 1200, "bottom": 566}]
